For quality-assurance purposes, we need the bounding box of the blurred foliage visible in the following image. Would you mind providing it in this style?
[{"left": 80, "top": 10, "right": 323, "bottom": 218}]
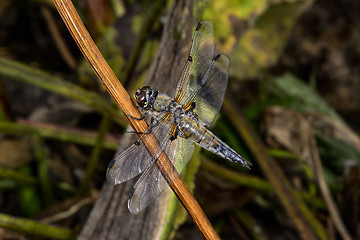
[
  {"left": 230, "top": 1, "right": 314, "bottom": 79},
  {"left": 203, "top": 0, "right": 268, "bottom": 52},
  {"left": 17, "top": 165, "right": 42, "bottom": 217},
  {"left": 264, "top": 73, "right": 344, "bottom": 122}
]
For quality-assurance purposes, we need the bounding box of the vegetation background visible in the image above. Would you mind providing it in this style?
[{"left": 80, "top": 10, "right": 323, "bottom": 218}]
[{"left": 0, "top": 0, "right": 359, "bottom": 239}]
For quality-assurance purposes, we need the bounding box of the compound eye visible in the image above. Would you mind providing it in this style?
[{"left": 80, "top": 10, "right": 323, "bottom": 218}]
[
  {"left": 135, "top": 88, "right": 141, "bottom": 96},
  {"left": 136, "top": 91, "right": 147, "bottom": 107},
  {"left": 141, "top": 86, "right": 152, "bottom": 95}
]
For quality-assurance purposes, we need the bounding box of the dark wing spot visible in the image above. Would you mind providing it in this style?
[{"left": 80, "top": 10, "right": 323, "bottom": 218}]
[
  {"left": 196, "top": 22, "right": 202, "bottom": 31},
  {"left": 190, "top": 102, "right": 196, "bottom": 111},
  {"left": 213, "top": 54, "right": 220, "bottom": 61},
  {"left": 188, "top": 55, "right": 193, "bottom": 62},
  {"left": 128, "top": 187, "right": 135, "bottom": 200},
  {"left": 107, "top": 158, "right": 116, "bottom": 169},
  {"left": 169, "top": 127, "right": 178, "bottom": 141},
  {"left": 134, "top": 141, "right": 140, "bottom": 146},
  {"left": 196, "top": 74, "right": 203, "bottom": 86}
]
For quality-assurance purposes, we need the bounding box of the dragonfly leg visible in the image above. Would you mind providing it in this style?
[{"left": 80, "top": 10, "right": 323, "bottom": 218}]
[
  {"left": 187, "top": 102, "right": 196, "bottom": 112},
  {"left": 169, "top": 123, "right": 178, "bottom": 141},
  {"left": 125, "top": 117, "right": 159, "bottom": 135},
  {"left": 183, "top": 101, "right": 196, "bottom": 113},
  {"left": 126, "top": 112, "right": 148, "bottom": 121}
]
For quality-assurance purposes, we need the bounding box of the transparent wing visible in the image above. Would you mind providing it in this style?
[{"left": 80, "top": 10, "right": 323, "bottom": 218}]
[
  {"left": 128, "top": 138, "right": 195, "bottom": 214},
  {"left": 188, "top": 54, "right": 230, "bottom": 126},
  {"left": 174, "top": 21, "right": 214, "bottom": 105},
  {"left": 106, "top": 113, "right": 172, "bottom": 185}
]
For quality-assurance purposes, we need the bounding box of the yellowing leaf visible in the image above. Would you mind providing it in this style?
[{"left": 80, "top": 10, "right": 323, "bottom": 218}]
[
  {"left": 230, "top": 1, "right": 314, "bottom": 79},
  {"left": 202, "top": 0, "right": 268, "bottom": 51}
]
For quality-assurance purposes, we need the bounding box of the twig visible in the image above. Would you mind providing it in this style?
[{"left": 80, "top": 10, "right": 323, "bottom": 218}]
[
  {"left": 40, "top": 195, "right": 96, "bottom": 224},
  {"left": 51, "top": 0, "right": 220, "bottom": 239},
  {"left": 201, "top": 157, "right": 326, "bottom": 210},
  {"left": 78, "top": 115, "right": 110, "bottom": 195},
  {"left": 0, "top": 167, "right": 76, "bottom": 194},
  {"left": 0, "top": 120, "right": 119, "bottom": 150},
  {"left": 33, "top": 135, "right": 54, "bottom": 206},
  {"left": 0, "top": 75, "right": 12, "bottom": 121},
  {"left": 0, "top": 57, "right": 127, "bottom": 127},
  {"left": 223, "top": 97, "right": 326, "bottom": 240},
  {"left": 0, "top": 213, "right": 76, "bottom": 240},
  {"left": 201, "top": 157, "right": 272, "bottom": 192},
  {"left": 342, "top": 161, "right": 358, "bottom": 238},
  {"left": 41, "top": 4, "right": 77, "bottom": 70},
  {"left": 309, "top": 133, "right": 352, "bottom": 240},
  {"left": 0, "top": 167, "right": 37, "bottom": 185},
  {"left": 121, "top": 0, "right": 167, "bottom": 87}
]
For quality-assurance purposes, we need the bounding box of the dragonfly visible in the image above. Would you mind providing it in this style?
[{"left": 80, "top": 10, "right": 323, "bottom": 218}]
[{"left": 107, "top": 21, "right": 251, "bottom": 215}]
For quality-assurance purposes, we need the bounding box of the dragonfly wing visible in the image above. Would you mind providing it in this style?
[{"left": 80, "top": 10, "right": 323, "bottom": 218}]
[
  {"left": 190, "top": 54, "right": 230, "bottom": 126},
  {"left": 175, "top": 21, "right": 214, "bottom": 105},
  {"left": 128, "top": 138, "right": 195, "bottom": 214},
  {"left": 168, "top": 137, "right": 196, "bottom": 171},
  {"left": 106, "top": 114, "right": 172, "bottom": 185}
]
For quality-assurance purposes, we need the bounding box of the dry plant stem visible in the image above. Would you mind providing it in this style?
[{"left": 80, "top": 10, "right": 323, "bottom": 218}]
[
  {"left": 33, "top": 135, "right": 54, "bottom": 205},
  {"left": 202, "top": 157, "right": 326, "bottom": 209},
  {"left": 0, "top": 57, "right": 126, "bottom": 127},
  {"left": 223, "top": 98, "right": 326, "bottom": 240},
  {"left": 309, "top": 134, "right": 352, "bottom": 240},
  {"left": 41, "top": 5, "right": 77, "bottom": 70},
  {"left": 0, "top": 75, "right": 11, "bottom": 121},
  {"left": 40, "top": 195, "right": 96, "bottom": 224},
  {"left": 0, "top": 121, "right": 119, "bottom": 150},
  {"left": 79, "top": 116, "right": 111, "bottom": 195},
  {"left": 342, "top": 162, "right": 358, "bottom": 237},
  {"left": 51, "top": 0, "right": 219, "bottom": 239},
  {"left": 201, "top": 157, "right": 272, "bottom": 192},
  {"left": 121, "top": 0, "right": 167, "bottom": 87},
  {"left": 0, "top": 168, "right": 37, "bottom": 185},
  {"left": 0, "top": 213, "right": 76, "bottom": 240}
]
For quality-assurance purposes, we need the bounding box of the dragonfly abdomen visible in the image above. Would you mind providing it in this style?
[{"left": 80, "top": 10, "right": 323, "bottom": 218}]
[
  {"left": 178, "top": 115, "right": 207, "bottom": 142},
  {"left": 178, "top": 115, "right": 251, "bottom": 169},
  {"left": 202, "top": 132, "right": 251, "bottom": 169}
]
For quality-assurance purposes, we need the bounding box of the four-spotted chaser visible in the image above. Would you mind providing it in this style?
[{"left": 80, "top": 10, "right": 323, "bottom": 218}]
[{"left": 107, "top": 21, "right": 251, "bottom": 214}]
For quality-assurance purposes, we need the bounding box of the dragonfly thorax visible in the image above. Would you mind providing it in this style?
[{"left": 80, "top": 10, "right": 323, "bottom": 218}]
[
  {"left": 172, "top": 105, "right": 186, "bottom": 124},
  {"left": 151, "top": 94, "right": 174, "bottom": 113}
]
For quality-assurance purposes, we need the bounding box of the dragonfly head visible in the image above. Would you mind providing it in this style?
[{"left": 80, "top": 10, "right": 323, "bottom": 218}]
[{"left": 135, "top": 86, "right": 158, "bottom": 110}]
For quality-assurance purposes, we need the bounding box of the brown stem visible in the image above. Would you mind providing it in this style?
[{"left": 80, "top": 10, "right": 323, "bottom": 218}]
[
  {"left": 51, "top": 0, "right": 219, "bottom": 239},
  {"left": 223, "top": 97, "right": 326, "bottom": 240}
]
